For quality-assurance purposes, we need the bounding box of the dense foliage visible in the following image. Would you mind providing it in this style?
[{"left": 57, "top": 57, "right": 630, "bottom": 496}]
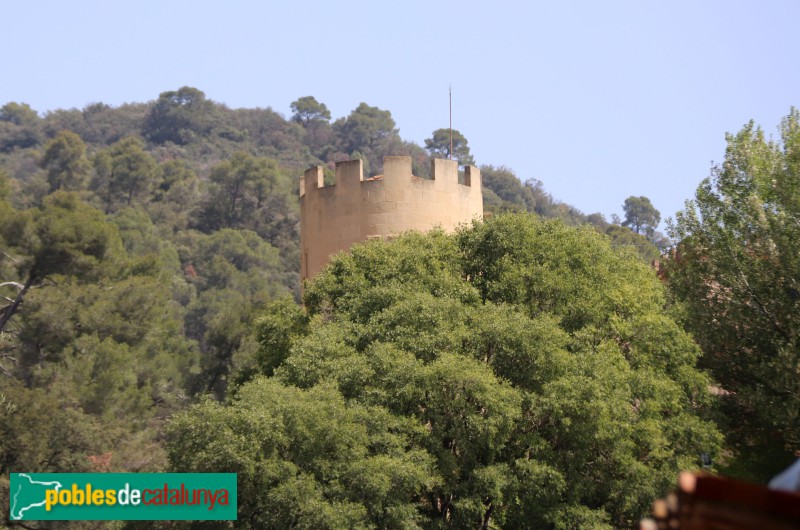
[
  {"left": 666, "top": 109, "right": 800, "bottom": 480},
  {"left": 425, "top": 128, "right": 475, "bottom": 167},
  {"left": 169, "top": 215, "right": 721, "bottom": 529},
  {"left": 478, "top": 166, "right": 663, "bottom": 260},
  {"left": 622, "top": 196, "right": 660, "bottom": 237},
  {"left": 5, "top": 87, "right": 782, "bottom": 529}
]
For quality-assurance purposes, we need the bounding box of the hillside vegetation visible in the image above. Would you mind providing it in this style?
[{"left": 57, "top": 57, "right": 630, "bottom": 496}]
[{"left": 1, "top": 89, "right": 795, "bottom": 529}]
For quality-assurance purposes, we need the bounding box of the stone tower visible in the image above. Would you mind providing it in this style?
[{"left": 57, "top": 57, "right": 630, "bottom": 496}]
[{"left": 300, "top": 155, "right": 483, "bottom": 281}]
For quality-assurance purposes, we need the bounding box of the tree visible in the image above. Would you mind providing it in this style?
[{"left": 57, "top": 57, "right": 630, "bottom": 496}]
[
  {"left": 425, "top": 128, "right": 475, "bottom": 166},
  {"left": 666, "top": 109, "right": 800, "bottom": 480},
  {"left": 0, "top": 189, "right": 198, "bottom": 495},
  {"left": 290, "top": 96, "right": 331, "bottom": 127},
  {"left": 143, "top": 86, "right": 218, "bottom": 145},
  {"left": 153, "top": 159, "right": 199, "bottom": 202},
  {"left": 198, "top": 152, "right": 283, "bottom": 232},
  {"left": 40, "top": 130, "right": 92, "bottom": 192},
  {"left": 291, "top": 96, "right": 335, "bottom": 158},
  {"left": 79, "top": 101, "right": 150, "bottom": 145},
  {"left": 0, "top": 102, "right": 41, "bottom": 152},
  {"left": 0, "top": 102, "right": 38, "bottom": 126},
  {"left": 479, "top": 165, "right": 592, "bottom": 226},
  {"left": 167, "top": 379, "right": 438, "bottom": 529},
  {"left": 603, "top": 224, "right": 661, "bottom": 262},
  {"left": 195, "top": 152, "right": 299, "bottom": 285},
  {"left": 146, "top": 159, "right": 201, "bottom": 231},
  {"left": 333, "top": 102, "right": 398, "bottom": 154},
  {"left": 0, "top": 192, "right": 123, "bottom": 333},
  {"left": 0, "top": 379, "right": 108, "bottom": 474},
  {"left": 169, "top": 214, "right": 721, "bottom": 528},
  {"left": 182, "top": 228, "right": 286, "bottom": 397},
  {"left": 480, "top": 165, "right": 535, "bottom": 212},
  {"left": 91, "top": 136, "right": 157, "bottom": 210},
  {"left": 622, "top": 195, "right": 661, "bottom": 236}
]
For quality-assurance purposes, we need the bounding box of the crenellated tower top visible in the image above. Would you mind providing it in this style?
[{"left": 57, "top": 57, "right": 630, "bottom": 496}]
[{"left": 299, "top": 156, "right": 483, "bottom": 282}]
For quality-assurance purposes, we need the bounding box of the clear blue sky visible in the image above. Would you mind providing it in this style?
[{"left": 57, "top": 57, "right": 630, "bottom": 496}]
[{"left": 4, "top": 1, "right": 798, "bottom": 228}]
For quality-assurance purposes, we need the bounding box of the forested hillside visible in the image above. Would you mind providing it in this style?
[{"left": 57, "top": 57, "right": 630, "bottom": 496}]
[{"left": 0, "top": 87, "right": 718, "bottom": 527}]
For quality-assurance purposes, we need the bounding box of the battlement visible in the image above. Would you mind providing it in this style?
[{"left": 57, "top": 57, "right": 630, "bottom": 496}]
[
  {"left": 300, "top": 156, "right": 483, "bottom": 281},
  {"left": 300, "top": 156, "right": 480, "bottom": 197}
]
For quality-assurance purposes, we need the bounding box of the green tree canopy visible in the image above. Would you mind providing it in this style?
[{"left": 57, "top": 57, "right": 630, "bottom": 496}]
[
  {"left": 146, "top": 159, "right": 202, "bottom": 231},
  {"left": 40, "top": 130, "right": 92, "bottom": 192},
  {"left": 290, "top": 96, "right": 332, "bottom": 127},
  {"left": 182, "top": 228, "right": 286, "bottom": 397},
  {"left": 666, "top": 109, "right": 800, "bottom": 480},
  {"left": 170, "top": 214, "right": 721, "bottom": 529},
  {"left": 622, "top": 195, "right": 661, "bottom": 236},
  {"left": 480, "top": 165, "right": 532, "bottom": 210},
  {"left": 198, "top": 152, "right": 284, "bottom": 232},
  {"left": 92, "top": 136, "right": 158, "bottom": 210},
  {"left": 0, "top": 102, "right": 38, "bottom": 126},
  {"left": 0, "top": 191, "right": 123, "bottom": 337},
  {"left": 425, "top": 128, "right": 475, "bottom": 166},
  {"left": 143, "top": 86, "right": 218, "bottom": 145},
  {"left": 0, "top": 102, "right": 41, "bottom": 152},
  {"left": 168, "top": 379, "right": 438, "bottom": 529},
  {"left": 333, "top": 102, "right": 398, "bottom": 154}
]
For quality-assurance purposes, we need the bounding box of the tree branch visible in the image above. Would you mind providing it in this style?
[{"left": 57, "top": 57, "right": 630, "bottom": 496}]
[{"left": 0, "top": 274, "right": 35, "bottom": 333}]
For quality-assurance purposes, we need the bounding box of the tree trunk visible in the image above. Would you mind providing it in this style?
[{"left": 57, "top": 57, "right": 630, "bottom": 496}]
[{"left": 0, "top": 273, "right": 35, "bottom": 333}]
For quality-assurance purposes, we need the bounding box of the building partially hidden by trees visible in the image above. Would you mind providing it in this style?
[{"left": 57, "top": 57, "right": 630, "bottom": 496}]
[
  {"left": 171, "top": 213, "right": 722, "bottom": 529},
  {"left": 299, "top": 155, "right": 483, "bottom": 281},
  {"left": 6, "top": 86, "right": 788, "bottom": 529}
]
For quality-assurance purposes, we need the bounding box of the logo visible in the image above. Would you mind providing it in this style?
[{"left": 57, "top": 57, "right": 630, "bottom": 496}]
[{"left": 9, "top": 473, "right": 237, "bottom": 521}]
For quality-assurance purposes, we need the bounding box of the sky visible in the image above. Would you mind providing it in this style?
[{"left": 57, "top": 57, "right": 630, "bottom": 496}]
[{"left": 3, "top": 1, "right": 799, "bottom": 228}]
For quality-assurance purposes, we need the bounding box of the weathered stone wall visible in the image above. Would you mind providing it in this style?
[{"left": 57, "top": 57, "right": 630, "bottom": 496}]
[{"left": 300, "top": 156, "right": 483, "bottom": 281}]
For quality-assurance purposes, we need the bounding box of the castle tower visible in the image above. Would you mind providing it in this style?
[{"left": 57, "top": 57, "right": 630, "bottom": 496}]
[{"left": 300, "top": 156, "right": 483, "bottom": 282}]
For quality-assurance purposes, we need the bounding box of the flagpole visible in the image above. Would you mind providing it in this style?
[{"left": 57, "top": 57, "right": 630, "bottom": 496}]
[{"left": 449, "top": 85, "right": 453, "bottom": 160}]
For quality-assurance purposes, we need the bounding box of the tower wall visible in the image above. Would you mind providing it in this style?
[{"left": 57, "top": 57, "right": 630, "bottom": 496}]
[{"left": 300, "top": 156, "right": 483, "bottom": 281}]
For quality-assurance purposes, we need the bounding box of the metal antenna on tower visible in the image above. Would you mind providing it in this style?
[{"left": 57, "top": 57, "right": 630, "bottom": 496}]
[{"left": 449, "top": 84, "right": 453, "bottom": 160}]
